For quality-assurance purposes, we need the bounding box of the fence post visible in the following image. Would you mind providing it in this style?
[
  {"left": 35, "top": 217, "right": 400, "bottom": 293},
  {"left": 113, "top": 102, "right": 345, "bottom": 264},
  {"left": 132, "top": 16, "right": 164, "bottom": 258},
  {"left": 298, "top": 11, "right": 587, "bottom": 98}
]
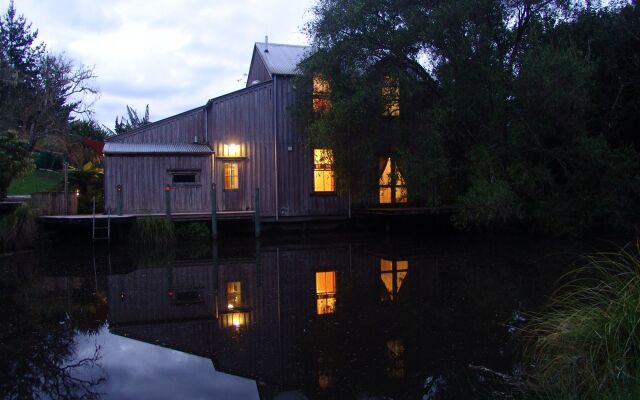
[
  {"left": 63, "top": 162, "right": 68, "bottom": 215},
  {"left": 164, "top": 184, "right": 171, "bottom": 219},
  {"left": 254, "top": 188, "right": 261, "bottom": 238},
  {"left": 211, "top": 183, "right": 218, "bottom": 240}
]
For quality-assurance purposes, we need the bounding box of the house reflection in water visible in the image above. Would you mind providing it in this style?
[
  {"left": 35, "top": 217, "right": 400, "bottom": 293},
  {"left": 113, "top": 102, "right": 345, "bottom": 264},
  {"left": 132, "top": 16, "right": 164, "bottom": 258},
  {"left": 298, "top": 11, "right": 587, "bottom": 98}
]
[{"left": 105, "top": 239, "right": 537, "bottom": 399}]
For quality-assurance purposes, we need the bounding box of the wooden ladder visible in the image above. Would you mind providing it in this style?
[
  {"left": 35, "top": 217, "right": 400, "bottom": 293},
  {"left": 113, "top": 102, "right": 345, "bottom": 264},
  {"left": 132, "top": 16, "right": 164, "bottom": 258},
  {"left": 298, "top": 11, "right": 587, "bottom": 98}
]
[{"left": 92, "top": 197, "right": 111, "bottom": 242}]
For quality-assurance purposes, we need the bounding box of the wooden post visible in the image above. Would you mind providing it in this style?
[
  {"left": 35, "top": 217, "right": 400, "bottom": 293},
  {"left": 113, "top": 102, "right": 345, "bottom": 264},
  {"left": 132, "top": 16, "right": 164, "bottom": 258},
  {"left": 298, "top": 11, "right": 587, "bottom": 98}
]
[
  {"left": 254, "top": 188, "right": 261, "bottom": 238},
  {"left": 164, "top": 184, "right": 171, "bottom": 219},
  {"left": 116, "top": 184, "right": 123, "bottom": 216},
  {"left": 211, "top": 183, "right": 218, "bottom": 240},
  {"left": 63, "top": 162, "right": 68, "bottom": 215}
]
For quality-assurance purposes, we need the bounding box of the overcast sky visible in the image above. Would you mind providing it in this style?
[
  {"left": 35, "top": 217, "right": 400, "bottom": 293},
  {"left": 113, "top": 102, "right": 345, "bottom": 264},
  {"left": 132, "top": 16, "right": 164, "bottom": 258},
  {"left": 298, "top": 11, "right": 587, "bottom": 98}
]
[{"left": 4, "top": 0, "right": 316, "bottom": 129}]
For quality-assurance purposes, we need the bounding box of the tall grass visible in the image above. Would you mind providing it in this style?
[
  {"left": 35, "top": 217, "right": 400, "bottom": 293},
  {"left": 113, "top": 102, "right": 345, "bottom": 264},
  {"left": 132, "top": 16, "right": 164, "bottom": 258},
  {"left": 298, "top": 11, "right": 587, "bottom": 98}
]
[
  {"left": 0, "top": 203, "right": 39, "bottom": 251},
  {"left": 129, "top": 217, "right": 175, "bottom": 247},
  {"left": 521, "top": 246, "right": 640, "bottom": 399}
]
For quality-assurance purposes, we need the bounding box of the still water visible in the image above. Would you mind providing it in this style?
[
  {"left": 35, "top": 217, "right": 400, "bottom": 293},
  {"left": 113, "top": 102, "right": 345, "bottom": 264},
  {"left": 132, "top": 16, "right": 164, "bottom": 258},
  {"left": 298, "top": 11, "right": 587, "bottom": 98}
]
[{"left": 0, "top": 233, "right": 608, "bottom": 399}]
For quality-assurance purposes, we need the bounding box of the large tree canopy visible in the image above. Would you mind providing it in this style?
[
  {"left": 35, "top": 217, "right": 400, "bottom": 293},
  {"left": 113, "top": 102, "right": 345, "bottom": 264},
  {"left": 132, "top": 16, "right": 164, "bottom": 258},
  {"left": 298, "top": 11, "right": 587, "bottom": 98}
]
[
  {"left": 298, "top": 0, "right": 640, "bottom": 235},
  {"left": 0, "top": 1, "right": 96, "bottom": 151}
]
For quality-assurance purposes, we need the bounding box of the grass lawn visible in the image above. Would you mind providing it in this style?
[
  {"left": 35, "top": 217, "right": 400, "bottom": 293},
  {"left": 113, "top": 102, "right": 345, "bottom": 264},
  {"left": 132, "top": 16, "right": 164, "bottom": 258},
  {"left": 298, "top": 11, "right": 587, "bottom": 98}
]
[{"left": 8, "top": 169, "right": 63, "bottom": 195}]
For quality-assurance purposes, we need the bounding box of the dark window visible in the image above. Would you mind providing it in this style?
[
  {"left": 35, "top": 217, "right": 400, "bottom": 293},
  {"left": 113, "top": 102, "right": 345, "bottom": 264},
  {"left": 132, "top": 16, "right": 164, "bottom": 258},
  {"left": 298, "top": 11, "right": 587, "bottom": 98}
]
[{"left": 173, "top": 174, "right": 197, "bottom": 184}]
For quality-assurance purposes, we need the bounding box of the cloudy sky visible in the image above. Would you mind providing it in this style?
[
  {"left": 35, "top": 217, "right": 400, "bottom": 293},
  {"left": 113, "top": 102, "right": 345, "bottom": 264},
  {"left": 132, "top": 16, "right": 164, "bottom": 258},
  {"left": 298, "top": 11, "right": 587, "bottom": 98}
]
[{"left": 4, "top": 0, "right": 316, "bottom": 128}]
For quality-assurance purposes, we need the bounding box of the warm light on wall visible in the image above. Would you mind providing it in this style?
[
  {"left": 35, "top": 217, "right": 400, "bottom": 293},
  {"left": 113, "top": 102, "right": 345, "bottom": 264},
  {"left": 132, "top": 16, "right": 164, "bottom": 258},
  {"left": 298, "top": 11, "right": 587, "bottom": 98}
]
[
  {"left": 219, "top": 311, "right": 251, "bottom": 329},
  {"left": 223, "top": 143, "right": 241, "bottom": 157}
]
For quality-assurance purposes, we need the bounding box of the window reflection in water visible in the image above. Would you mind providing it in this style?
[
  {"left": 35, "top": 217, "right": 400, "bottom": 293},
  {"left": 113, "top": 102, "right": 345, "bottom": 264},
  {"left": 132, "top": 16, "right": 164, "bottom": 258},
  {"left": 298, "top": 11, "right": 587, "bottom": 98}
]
[
  {"left": 226, "top": 281, "right": 241, "bottom": 309},
  {"left": 386, "top": 339, "right": 405, "bottom": 378},
  {"left": 380, "top": 259, "right": 408, "bottom": 301},
  {"left": 316, "top": 271, "right": 336, "bottom": 315}
]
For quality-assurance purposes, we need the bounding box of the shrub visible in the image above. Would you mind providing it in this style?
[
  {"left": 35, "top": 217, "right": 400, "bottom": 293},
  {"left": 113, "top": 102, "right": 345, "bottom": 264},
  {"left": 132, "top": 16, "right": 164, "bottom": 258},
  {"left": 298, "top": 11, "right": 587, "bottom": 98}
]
[
  {"left": 175, "top": 222, "right": 210, "bottom": 242},
  {"left": 0, "top": 203, "right": 39, "bottom": 251},
  {"left": 129, "top": 217, "right": 175, "bottom": 247},
  {"left": 522, "top": 247, "right": 640, "bottom": 399}
]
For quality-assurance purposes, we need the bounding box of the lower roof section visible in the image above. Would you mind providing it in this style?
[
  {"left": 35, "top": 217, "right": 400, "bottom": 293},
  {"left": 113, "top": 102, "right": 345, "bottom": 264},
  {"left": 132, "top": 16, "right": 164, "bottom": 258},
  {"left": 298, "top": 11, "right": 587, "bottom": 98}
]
[{"left": 104, "top": 142, "right": 214, "bottom": 155}]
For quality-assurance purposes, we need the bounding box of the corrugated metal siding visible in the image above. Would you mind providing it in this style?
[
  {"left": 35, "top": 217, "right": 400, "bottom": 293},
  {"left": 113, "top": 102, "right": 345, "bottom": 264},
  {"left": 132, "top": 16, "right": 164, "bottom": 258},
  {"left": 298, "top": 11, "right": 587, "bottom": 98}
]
[
  {"left": 109, "top": 108, "right": 205, "bottom": 144},
  {"left": 275, "top": 78, "right": 349, "bottom": 216},
  {"left": 208, "top": 82, "right": 276, "bottom": 215},
  {"left": 104, "top": 154, "right": 213, "bottom": 214}
]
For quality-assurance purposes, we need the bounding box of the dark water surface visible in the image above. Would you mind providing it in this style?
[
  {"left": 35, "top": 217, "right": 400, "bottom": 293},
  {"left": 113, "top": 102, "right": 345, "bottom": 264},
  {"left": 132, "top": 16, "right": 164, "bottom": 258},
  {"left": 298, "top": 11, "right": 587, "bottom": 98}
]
[{"left": 0, "top": 233, "right": 616, "bottom": 399}]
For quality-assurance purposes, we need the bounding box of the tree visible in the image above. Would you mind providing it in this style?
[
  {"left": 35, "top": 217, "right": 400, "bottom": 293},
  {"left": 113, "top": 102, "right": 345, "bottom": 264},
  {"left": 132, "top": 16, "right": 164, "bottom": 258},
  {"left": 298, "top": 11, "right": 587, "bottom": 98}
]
[
  {"left": 299, "top": 0, "right": 640, "bottom": 234},
  {"left": 0, "top": 130, "right": 33, "bottom": 200},
  {"left": 0, "top": 1, "right": 97, "bottom": 150},
  {"left": 114, "top": 104, "right": 150, "bottom": 134}
]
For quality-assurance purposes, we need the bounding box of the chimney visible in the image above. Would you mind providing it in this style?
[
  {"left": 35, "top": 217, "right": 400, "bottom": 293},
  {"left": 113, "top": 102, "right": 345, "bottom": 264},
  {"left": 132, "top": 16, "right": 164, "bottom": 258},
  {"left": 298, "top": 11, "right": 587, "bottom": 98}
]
[{"left": 264, "top": 35, "right": 269, "bottom": 53}]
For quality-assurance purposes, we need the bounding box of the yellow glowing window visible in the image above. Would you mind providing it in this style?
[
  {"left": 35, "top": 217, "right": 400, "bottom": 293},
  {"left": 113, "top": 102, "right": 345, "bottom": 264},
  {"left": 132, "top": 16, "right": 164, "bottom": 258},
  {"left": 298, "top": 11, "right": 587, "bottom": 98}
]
[
  {"left": 224, "top": 162, "right": 239, "bottom": 190},
  {"left": 380, "top": 259, "right": 409, "bottom": 301},
  {"left": 313, "top": 75, "right": 332, "bottom": 113},
  {"left": 314, "top": 149, "right": 335, "bottom": 192},
  {"left": 382, "top": 77, "right": 400, "bottom": 117},
  {"left": 379, "top": 157, "right": 407, "bottom": 204},
  {"left": 316, "top": 271, "right": 336, "bottom": 315},
  {"left": 226, "top": 281, "right": 241, "bottom": 309},
  {"left": 222, "top": 144, "right": 241, "bottom": 157}
]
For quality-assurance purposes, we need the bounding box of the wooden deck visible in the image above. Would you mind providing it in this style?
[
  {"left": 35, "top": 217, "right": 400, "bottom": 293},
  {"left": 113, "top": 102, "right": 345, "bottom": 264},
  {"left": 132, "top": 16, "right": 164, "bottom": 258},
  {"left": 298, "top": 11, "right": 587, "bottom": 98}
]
[
  {"left": 39, "top": 211, "right": 256, "bottom": 224},
  {"left": 356, "top": 206, "right": 456, "bottom": 215}
]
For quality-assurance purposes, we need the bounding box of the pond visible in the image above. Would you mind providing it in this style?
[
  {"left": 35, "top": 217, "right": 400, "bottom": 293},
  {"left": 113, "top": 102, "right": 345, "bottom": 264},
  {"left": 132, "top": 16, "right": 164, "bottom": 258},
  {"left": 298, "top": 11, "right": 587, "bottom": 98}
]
[{"left": 0, "top": 232, "right": 615, "bottom": 399}]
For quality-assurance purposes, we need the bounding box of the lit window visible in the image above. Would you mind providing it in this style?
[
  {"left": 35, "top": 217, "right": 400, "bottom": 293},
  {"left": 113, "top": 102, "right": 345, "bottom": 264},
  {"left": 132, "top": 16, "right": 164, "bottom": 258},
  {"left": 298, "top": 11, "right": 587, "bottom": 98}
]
[
  {"left": 316, "top": 271, "right": 336, "bottom": 315},
  {"left": 382, "top": 76, "right": 400, "bottom": 117},
  {"left": 313, "top": 75, "right": 332, "bottom": 113},
  {"left": 379, "top": 157, "right": 407, "bottom": 204},
  {"left": 227, "top": 281, "right": 241, "bottom": 309},
  {"left": 314, "top": 149, "right": 335, "bottom": 192},
  {"left": 223, "top": 144, "right": 241, "bottom": 157},
  {"left": 220, "top": 311, "right": 251, "bottom": 329},
  {"left": 224, "top": 162, "right": 239, "bottom": 190},
  {"left": 380, "top": 259, "right": 409, "bottom": 301}
]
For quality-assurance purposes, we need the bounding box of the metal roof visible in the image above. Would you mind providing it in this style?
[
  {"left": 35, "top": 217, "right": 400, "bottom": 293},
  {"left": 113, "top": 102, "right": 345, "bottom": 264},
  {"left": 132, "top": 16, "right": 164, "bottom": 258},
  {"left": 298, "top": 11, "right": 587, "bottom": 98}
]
[
  {"left": 103, "top": 142, "right": 213, "bottom": 155},
  {"left": 254, "top": 42, "right": 310, "bottom": 76}
]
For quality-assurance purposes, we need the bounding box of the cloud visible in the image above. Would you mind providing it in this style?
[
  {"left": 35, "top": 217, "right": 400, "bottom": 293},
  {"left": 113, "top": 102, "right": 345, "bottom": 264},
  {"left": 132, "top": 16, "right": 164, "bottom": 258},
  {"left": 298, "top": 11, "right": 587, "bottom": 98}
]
[{"left": 4, "top": 0, "right": 314, "bottom": 128}]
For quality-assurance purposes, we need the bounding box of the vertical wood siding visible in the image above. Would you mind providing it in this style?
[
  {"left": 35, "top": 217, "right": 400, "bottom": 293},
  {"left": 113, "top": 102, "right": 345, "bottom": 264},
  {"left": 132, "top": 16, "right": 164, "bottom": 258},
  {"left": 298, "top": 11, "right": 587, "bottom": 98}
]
[
  {"left": 109, "top": 108, "right": 205, "bottom": 144},
  {"left": 246, "top": 47, "right": 272, "bottom": 87},
  {"left": 275, "top": 78, "right": 349, "bottom": 216},
  {"left": 104, "top": 154, "right": 212, "bottom": 214},
  {"left": 208, "top": 82, "right": 276, "bottom": 215}
]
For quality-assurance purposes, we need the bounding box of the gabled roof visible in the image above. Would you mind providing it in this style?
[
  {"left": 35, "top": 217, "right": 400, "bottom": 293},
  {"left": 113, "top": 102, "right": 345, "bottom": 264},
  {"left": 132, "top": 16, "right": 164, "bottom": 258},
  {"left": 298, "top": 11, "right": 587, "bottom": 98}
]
[
  {"left": 254, "top": 42, "right": 310, "bottom": 76},
  {"left": 103, "top": 142, "right": 213, "bottom": 155}
]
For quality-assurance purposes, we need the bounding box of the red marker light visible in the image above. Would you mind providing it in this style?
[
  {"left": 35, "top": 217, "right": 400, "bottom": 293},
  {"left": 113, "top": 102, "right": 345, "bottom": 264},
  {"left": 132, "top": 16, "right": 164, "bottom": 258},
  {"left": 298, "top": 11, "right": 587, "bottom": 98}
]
[
  {"left": 165, "top": 184, "right": 171, "bottom": 191},
  {"left": 168, "top": 290, "right": 174, "bottom": 297}
]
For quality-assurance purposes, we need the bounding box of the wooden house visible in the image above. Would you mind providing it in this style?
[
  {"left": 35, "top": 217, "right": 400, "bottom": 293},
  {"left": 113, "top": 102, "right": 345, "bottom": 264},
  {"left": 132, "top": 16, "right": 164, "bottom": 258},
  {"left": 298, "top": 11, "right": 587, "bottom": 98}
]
[{"left": 104, "top": 42, "right": 351, "bottom": 218}]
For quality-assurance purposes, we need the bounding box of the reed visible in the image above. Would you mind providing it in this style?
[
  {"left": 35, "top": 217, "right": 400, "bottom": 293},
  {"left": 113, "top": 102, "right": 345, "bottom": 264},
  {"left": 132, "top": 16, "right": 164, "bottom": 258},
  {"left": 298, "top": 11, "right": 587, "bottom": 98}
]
[
  {"left": 129, "top": 217, "right": 175, "bottom": 247},
  {"left": 521, "top": 246, "right": 640, "bottom": 399},
  {"left": 0, "top": 203, "right": 39, "bottom": 251}
]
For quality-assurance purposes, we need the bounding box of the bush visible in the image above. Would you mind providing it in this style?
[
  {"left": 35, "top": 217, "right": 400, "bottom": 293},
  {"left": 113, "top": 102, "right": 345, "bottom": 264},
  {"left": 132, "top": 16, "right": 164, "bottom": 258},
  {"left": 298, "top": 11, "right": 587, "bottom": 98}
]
[
  {"left": 129, "top": 217, "right": 175, "bottom": 247},
  {"left": 521, "top": 247, "right": 640, "bottom": 399},
  {"left": 0, "top": 204, "right": 39, "bottom": 251},
  {"left": 175, "top": 222, "right": 210, "bottom": 242}
]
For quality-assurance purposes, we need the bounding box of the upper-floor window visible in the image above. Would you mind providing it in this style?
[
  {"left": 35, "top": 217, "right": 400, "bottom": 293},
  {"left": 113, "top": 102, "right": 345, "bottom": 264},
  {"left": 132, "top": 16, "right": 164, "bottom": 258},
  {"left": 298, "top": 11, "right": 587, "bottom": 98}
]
[
  {"left": 226, "top": 281, "right": 242, "bottom": 309},
  {"left": 313, "top": 75, "right": 332, "bottom": 113},
  {"left": 313, "top": 148, "right": 335, "bottom": 192},
  {"left": 222, "top": 143, "right": 242, "bottom": 157},
  {"left": 382, "top": 76, "right": 400, "bottom": 117}
]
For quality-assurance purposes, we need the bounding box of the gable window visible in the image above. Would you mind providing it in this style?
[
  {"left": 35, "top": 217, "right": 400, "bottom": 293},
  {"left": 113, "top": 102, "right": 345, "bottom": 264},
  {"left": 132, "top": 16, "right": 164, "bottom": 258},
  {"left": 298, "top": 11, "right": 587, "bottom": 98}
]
[
  {"left": 224, "top": 162, "right": 239, "bottom": 190},
  {"left": 313, "top": 75, "right": 332, "bottom": 113},
  {"left": 313, "top": 149, "right": 335, "bottom": 192},
  {"left": 316, "top": 270, "right": 336, "bottom": 315},
  {"left": 379, "top": 157, "right": 407, "bottom": 204},
  {"left": 382, "top": 76, "right": 400, "bottom": 117}
]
